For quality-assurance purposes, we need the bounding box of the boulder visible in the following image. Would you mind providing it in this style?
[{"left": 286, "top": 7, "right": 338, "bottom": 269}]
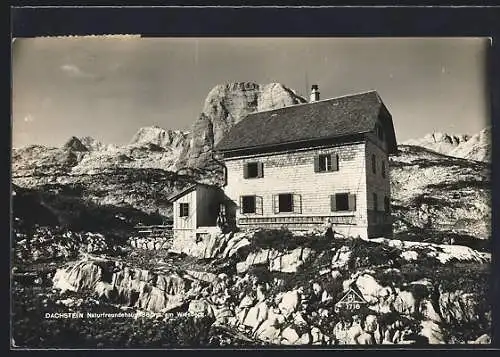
[
  {"left": 331, "top": 246, "right": 351, "bottom": 269},
  {"left": 278, "top": 290, "right": 301, "bottom": 317},
  {"left": 270, "top": 247, "right": 311, "bottom": 273},
  {"left": 393, "top": 290, "right": 417, "bottom": 316},
  {"left": 242, "top": 301, "right": 270, "bottom": 330},
  {"left": 419, "top": 299, "right": 442, "bottom": 323},
  {"left": 420, "top": 320, "right": 446, "bottom": 344},
  {"left": 439, "top": 290, "right": 481, "bottom": 324},
  {"left": 470, "top": 333, "right": 491, "bottom": 344},
  {"left": 95, "top": 281, "right": 116, "bottom": 300},
  {"left": 188, "top": 299, "right": 215, "bottom": 319},
  {"left": 280, "top": 325, "right": 312, "bottom": 345},
  {"left": 354, "top": 274, "right": 394, "bottom": 313}
]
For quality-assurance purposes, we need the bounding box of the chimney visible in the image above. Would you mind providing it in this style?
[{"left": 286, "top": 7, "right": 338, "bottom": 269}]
[{"left": 310, "top": 84, "right": 320, "bottom": 102}]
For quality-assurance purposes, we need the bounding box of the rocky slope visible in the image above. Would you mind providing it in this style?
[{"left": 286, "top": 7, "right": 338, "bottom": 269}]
[
  {"left": 12, "top": 82, "right": 305, "bottom": 226},
  {"left": 390, "top": 145, "right": 491, "bottom": 246},
  {"left": 14, "top": 230, "right": 491, "bottom": 347},
  {"left": 402, "top": 128, "right": 491, "bottom": 162}
]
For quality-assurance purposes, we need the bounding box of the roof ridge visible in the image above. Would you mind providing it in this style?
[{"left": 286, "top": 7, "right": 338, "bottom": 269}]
[{"left": 245, "top": 89, "right": 380, "bottom": 116}]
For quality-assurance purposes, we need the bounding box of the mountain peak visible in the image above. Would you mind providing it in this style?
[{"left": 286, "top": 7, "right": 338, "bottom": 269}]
[
  {"left": 129, "top": 126, "right": 188, "bottom": 149},
  {"left": 404, "top": 128, "right": 490, "bottom": 162},
  {"left": 63, "top": 136, "right": 88, "bottom": 152}
]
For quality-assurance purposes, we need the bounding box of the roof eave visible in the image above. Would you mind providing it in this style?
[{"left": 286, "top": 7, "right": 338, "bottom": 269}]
[{"left": 215, "top": 132, "right": 371, "bottom": 155}]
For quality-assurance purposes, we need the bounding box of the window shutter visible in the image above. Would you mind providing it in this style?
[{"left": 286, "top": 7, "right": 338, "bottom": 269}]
[
  {"left": 273, "top": 195, "right": 279, "bottom": 214},
  {"left": 243, "top": 164, "right": 249, "bottom": 179},
  {"left": 239, "top": 196, "right": 243, "bottom": 214},
  {"left": 331, "top": 154, "right": 339, "bottom": 171},
  {"left": 256, "top": 196, "right": 263, "bottom": 215},
  {"left": 348, "top": 194, "right": 356, "bottom": 211},
  {"left": 330, "top": 195, "right": 337, "bottom": 212},
  {"left": 293, "top": 194, "right": 302, "bottom": 214},
  {"left": 178, "top": 203, "right": 182, "bottom": 217},
  {"left": 257, "top": 162, "right": 264, "bottom": 178},
  {"left": 314, "top": 156, "right": 320, "bottom": 172}
]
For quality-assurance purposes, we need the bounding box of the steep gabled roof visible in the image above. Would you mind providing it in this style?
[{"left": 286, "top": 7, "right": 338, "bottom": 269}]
[
  {"left": 168, "top": 183, "right": 221, "bottom": 202},
  {"left": 214, "top": 90, "right": 397, "bottom": 154}
]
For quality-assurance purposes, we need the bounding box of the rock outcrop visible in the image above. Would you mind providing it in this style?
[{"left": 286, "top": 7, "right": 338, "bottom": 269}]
[{"left": 181, "top": 82, "right": 306, "bottom": 167}]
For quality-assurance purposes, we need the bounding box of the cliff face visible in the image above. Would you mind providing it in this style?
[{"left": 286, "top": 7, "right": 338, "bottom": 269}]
[{"left": 181, "top": 82, "right": 307, "bottom": 168}]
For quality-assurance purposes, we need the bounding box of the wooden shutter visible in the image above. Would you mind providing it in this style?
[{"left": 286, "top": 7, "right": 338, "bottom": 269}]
[
  {"left": 257, "top": 162, "right": 264, "bottom": 178},
  {"left": 348, "top": 194, "right": 356, "bottom": 211},
  {"left": 243, "top": 163, "right": 249, "bottom": 179},
  {"left": 293, "top": 194, "right": 302, "bottom": 214},
  {"left": 256, "top": 196, "right": 263, "bottom": 215},
  {"left": 330, "top": 195, "right": 337, "bottom": 212},
  {"left": 314, "top": 156, "right": 320, "bottom": 172},
  {"left": 273, "top": 195, "right": 280, "bottom": 214},
  {"left": 239, "top": 196, "right": 244, "bottom": 214},
  {"left": 331, "top": 154, "right": 339, "bottom": 171}
]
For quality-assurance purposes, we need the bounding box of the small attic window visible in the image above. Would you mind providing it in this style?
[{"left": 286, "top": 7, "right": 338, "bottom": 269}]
[{"left": 376, "top": 123, "right": 384, "bottom": 141}]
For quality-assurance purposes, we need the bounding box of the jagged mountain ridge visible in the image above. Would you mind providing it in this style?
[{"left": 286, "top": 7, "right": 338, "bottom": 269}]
[
  {"left": 12, "top": 82, "right": 491, "bottom": 244},
  {"left": 402, "top": 128, "right": 491, "bottom": 162}
]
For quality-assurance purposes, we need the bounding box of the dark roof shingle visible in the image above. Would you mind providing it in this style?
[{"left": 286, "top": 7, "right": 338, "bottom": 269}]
[{"left": 214, "top": 90, "right": 397, "bottom": 154}]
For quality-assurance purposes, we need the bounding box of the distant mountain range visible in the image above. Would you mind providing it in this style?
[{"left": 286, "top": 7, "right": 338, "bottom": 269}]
[
  {"left": 11, "top": 82, "right": 491, "bottom": 243},
  {"left": 402, "top": 128, "right": 491, "bottom": 163}
]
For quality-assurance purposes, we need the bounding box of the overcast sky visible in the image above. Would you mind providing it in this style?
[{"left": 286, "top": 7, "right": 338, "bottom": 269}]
[{"left": 12, "top": 37, "right": 490, "bottom": 148}]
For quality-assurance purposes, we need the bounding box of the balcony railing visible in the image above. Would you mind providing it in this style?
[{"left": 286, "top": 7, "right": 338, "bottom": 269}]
[{"left": 238, "top": 215, "right": 357, "bottom": 226}]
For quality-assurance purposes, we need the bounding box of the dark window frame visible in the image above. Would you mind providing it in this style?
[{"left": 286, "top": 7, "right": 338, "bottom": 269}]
[
  {"left": 382, "top": 160, "right": 386, "bottom": 178},
  {"left": 241, "top": 195, "right": 257, "bottom": 214},
  {"left": 335, "top": 193, "right": 349, "bottom": 212},
  {"left": 330, "top": 193, "right": 356, "bottom": 212},
  {"left": 372, "top": 154, "right": 376, "bottom": 174},
  {"left": 243, "top": 162, "right": 264, "bottom": 179},
  {"left": 384, "top": 196, "right": 390, "bottom": 213},
  {"left": 179, "top": 202, "right": 189, "bottom": 217},
  {"left": 315, "top": 153, "right": 339, "bottom": 173},
  {"left": 278, "top": 193, "right": 294, "bottom": 213}
]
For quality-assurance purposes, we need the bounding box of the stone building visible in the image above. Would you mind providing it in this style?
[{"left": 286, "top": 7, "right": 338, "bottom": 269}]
[{"left": 213, "top": 86, "right": 398, "bottom": 239}]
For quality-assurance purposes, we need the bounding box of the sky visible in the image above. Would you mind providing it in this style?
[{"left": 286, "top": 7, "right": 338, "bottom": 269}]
[{"left": 12, "top": 37, "right": 490, "bottom": 148}]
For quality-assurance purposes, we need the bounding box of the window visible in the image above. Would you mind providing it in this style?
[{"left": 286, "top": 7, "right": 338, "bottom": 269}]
[
  {"left": 241, "top": 195, "right": 256, "bottom": 214},
  {"left": 179, "top": 203, "right": 189, "bottom": 217},
  {"left": 243, "top": 162, "right": 263, "bottom": 179},
  {"left": 373, "top": 193, "right": 378, "bottom": 211},
  {"left": 278, "top": 194, "right": 293, "bottom": 213},
  {"left": 372, "top": 154, "right": 376, "bottom": 174},
  {"left": 273, "top": 194, "right": 302, "bottom": 214},
  {"left": 384, "top": 196, "right": 390, "bottom": 213},
  {"left": 314, "top": 154, "right": 339, "bottom": 173},
  {"left": 376, "top": 123, "right": 384, "bottom": 141},
  {"left": 382, "top": 161, "right": 386, "bottom": 178},
  {"left": 330, "top": 193, "right": 356, "bottom": 212}
]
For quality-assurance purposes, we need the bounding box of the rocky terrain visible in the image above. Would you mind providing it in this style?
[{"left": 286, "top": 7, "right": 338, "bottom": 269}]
[
  {"left": 11, "top": 81, "right": 492, "bottom": 347},
  {"left": 390, "top": 145, "right": 491, "bottom": 248},
  {"left": 13, "top": 229, "right": 491, "bottom": 347}
]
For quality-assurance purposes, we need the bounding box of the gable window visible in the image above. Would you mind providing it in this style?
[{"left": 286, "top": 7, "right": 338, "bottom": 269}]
[
  {"left": 243, "top": 162, "right": 264, "bottom": 179},
  {"left": 372, "top": 154, "right": 376, "bottom": 174},
  {"left": 241, "top": 195, "right": 256, "bottom": 214},
  {"left": 376, "top": 123, "right": 385, "bottom": 141},
  {"left": 382, "top": 161, "right": 386, "bottom": 178},
  {"left": 179, "top": 203, "right": 189, "bottom": 217},
  {"left": 384, "top": 196, "right": 390, "bottom": 213},
  {"left": 373, "top": 193, "right": 378, "bottom": 211},
  {"left": 330, "top": 193, "right": 356, "bottom": 212},
  {"left": 314, "top": 154, "right": 339, "bottom": 173}
]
